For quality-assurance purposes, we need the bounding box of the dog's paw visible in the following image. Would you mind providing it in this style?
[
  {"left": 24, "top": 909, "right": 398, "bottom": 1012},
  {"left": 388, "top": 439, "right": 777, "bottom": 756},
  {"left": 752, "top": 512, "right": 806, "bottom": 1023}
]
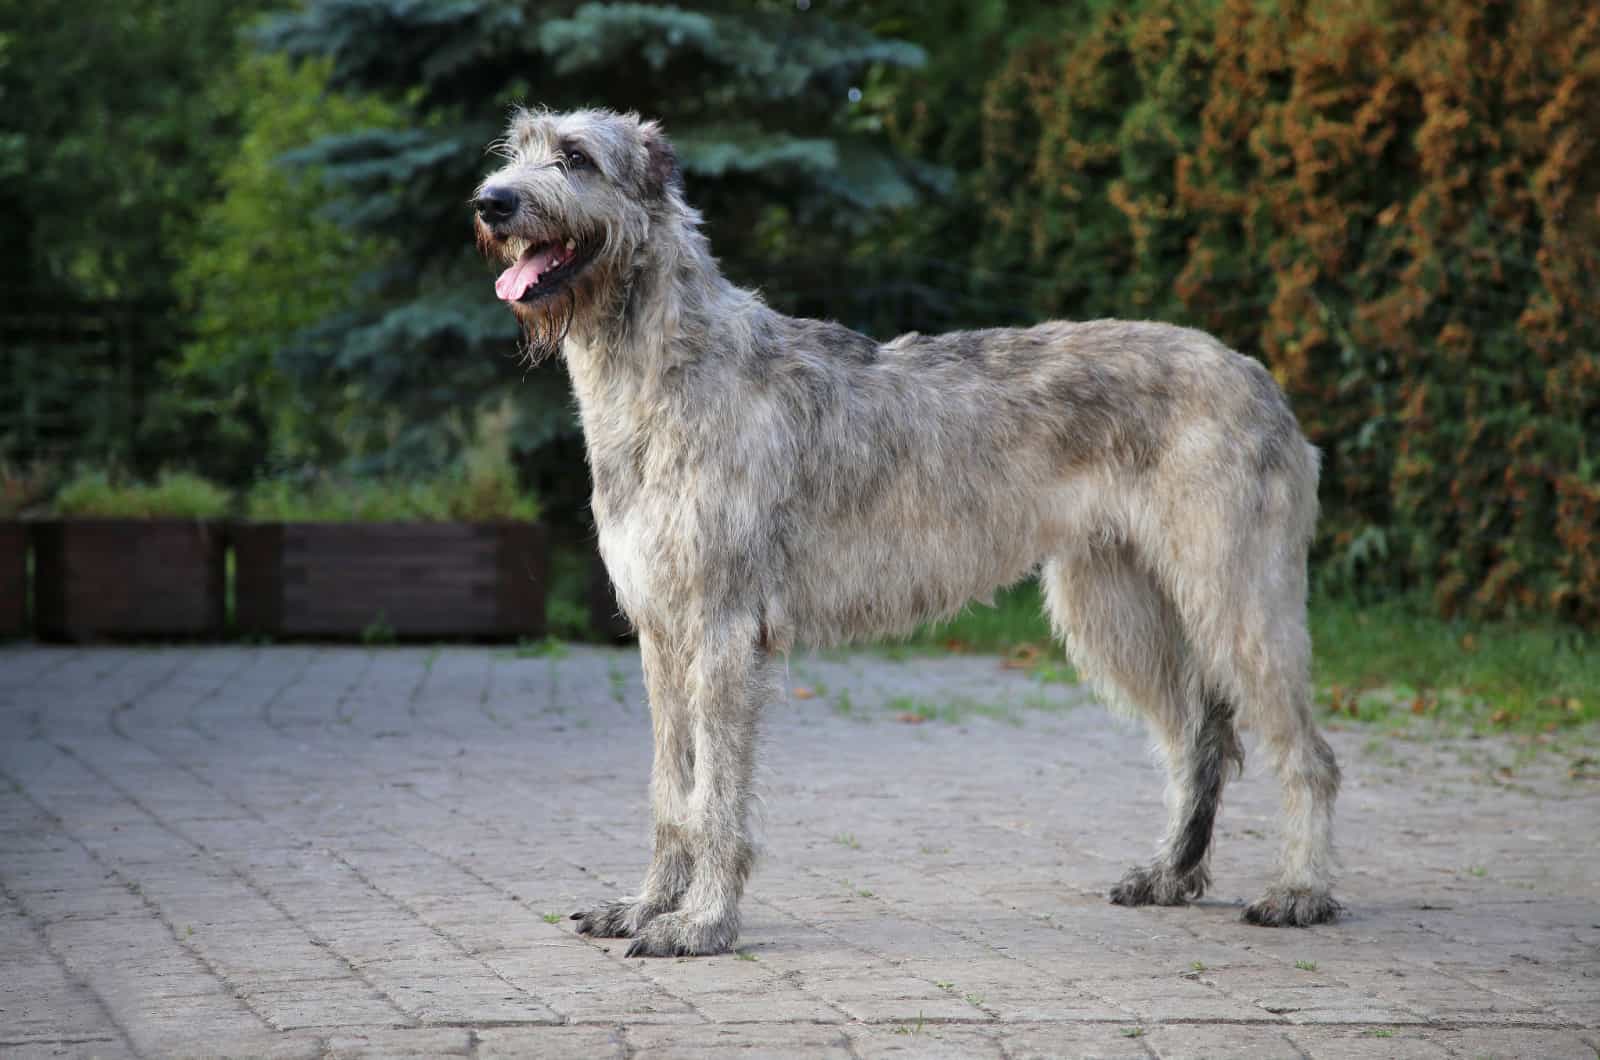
[
  {"left": 1242, "top": 888, "right": 1343, "bottom": 927},
  {"left": 623, "top": 911, "right": 738, "bottom": 958},
  {"left": 1109, "top": 864, "right": 1206, "bottom": 907},
  {"left": 570, "top": 897, "right": 665, "bottom": 938}
]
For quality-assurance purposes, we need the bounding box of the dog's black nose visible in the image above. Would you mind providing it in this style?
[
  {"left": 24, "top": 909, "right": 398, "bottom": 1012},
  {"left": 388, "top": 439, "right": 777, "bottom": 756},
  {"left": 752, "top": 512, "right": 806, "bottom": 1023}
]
[{"left": 474, "top": 186, "right": 519, "bottom": 222}]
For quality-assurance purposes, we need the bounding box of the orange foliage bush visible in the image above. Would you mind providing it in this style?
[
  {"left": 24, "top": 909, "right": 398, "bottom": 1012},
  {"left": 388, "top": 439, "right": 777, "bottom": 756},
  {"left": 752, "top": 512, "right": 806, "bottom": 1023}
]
[{"left": 970, "top": 0, "right": 1600, "bottom": 626}]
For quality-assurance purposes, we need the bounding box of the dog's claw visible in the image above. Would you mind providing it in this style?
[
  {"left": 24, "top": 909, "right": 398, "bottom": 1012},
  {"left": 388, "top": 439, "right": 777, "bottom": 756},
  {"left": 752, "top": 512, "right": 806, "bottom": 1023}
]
[{"left": 572, "top": 897, "right": 676, "bottom": 938}]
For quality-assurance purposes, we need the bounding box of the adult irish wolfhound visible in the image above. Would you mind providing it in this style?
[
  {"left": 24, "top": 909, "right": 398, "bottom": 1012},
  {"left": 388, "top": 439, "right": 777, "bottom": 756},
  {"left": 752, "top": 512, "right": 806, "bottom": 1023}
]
[{"left": 473, "top": 108, "right": 1341, "bottom": 957}]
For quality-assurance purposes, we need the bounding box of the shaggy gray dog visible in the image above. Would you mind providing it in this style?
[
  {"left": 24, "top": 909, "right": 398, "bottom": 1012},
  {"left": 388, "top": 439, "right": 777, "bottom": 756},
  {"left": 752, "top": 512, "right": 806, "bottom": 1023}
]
[{"left": 474, "top": 108, "right": 1342, "bottom": 957}]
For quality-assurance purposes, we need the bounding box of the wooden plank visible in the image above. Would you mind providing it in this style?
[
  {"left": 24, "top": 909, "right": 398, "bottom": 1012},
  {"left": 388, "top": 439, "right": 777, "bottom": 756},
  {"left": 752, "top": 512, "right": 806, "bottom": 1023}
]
[
  {"left": 32, "top": 520, "right": 224, "bottom": 641},
  {"left": 232, "top": 523, "right": 283, "bottom": 637},
  {"left": 497, "top": 523, "right": 549, "bottom": 638},
  {"left": 0, "top": 522, "right": 27, "bottom": 637},
  {"left": 233, "top": 521, "right": 548, "bottom": 638}
]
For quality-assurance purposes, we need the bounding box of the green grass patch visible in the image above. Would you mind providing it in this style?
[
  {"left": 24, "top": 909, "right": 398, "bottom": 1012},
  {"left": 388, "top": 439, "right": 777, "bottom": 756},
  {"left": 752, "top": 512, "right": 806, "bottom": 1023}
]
[
  {"left": 513, "top": 635, "right": 569, "bottom": 660},
  {"left": 884, "top": 694, "right": 1020, "bottom": 726},
  {"left": 832, "top": 689, "right": 856, "bottom": 717},
  {"left": 882, "top": 578, "right": 1597, "bottom": 736},
  {"left": 360, "top": 613, "right": 396, "bottom": 646},
  {"left": 897, "top": 580, "right": 1059, "bottom": 656},
  {"left": 1309, "top": 594, "right": 1597, "bottom": 734}
]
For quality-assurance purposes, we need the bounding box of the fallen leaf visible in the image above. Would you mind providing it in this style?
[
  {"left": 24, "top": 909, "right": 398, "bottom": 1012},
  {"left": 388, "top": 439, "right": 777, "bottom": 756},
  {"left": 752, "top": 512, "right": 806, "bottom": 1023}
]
[
  {"left": 1489, "top": 709, "right": 1512, "bottom": 725},
  {"left": 1001, "top": 643, "right": 1042, "bottom": 670},
  {"left": 792, "top": 686, "right": 816, "bottom": 700},
  {"left": 895, "top": 712, "right": 927, "bottom": 724},
  {"left": 1410, "top": 695, "right": 1428, "bottom": 715}
]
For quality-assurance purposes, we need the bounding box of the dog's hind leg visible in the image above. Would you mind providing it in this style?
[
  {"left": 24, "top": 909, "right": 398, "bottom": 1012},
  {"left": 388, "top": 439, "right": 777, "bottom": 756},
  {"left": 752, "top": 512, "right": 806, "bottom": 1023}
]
[
  {"left": 1210, "top": 584, "right": 1342, "bottom": 927},
  {"left": 1115, "top": 688, "right": 1243, "bottom": 905},
  {"left": 1042, "top": 543, "right": 1240, "bottom": 905},
  {"left": 626, "top": 615, "right": 767, "bottom": 956},
  {"left": 573, "top": 628, "right": 695, "bottom": 938},
  {"left": 1157, "top": 476, "right": 1342, "bottom": 926}
]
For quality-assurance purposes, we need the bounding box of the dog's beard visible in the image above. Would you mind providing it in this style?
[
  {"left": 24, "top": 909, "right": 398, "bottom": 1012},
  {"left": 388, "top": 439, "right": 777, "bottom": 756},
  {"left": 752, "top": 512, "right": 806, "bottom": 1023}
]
[{"left": 513, "top": 288, "right": 577, "bottom": 365}]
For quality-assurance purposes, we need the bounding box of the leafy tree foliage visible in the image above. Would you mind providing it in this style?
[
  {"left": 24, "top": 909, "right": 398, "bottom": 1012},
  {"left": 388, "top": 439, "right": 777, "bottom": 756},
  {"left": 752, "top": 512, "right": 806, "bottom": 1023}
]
[
  {"left": 256, "top": 0, "right": 930, "bottom": 500},
  {"left": 159, "top": 54, "right": 399, "bottom": 483},
  {"left": 0, "top": 0, "right": 277, "bottom": 469},
  {"left": 0, "top": 0, "right": 276, "bottom": 298}
]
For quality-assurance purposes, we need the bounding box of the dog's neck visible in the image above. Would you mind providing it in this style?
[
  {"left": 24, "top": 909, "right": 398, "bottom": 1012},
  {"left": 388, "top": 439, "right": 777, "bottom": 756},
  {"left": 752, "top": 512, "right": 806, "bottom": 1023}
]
[{"left": 565, "top": 205, "right": 765, "bottom": 409}]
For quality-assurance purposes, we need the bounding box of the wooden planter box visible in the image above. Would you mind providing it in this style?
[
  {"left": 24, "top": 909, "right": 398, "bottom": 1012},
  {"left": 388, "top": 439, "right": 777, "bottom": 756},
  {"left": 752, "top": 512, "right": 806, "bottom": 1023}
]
[
  {"left": 33, "top": 519, "right": 226, "bottom": 640},
  {"left": 234, "top": 522, "right": 548, "bottom": 639},
  {"left": 0, "top": 521, "right": 26, "bottom": 637}
]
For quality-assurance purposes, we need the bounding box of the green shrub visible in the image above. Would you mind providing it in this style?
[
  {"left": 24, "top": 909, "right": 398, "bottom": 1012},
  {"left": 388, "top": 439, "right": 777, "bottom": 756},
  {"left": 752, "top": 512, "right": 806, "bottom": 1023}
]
[
  {"left": 245, "top": 477, "right": 438, "bottom": 522},
  {"left": 243, "top": 469, "right": 538, "bottom": 523},
  {"left": 53, "top": 470, "right": 231, "bottom": 519},
  {"left": 244, "top": 404, "right": 540, "bottom": 522}
]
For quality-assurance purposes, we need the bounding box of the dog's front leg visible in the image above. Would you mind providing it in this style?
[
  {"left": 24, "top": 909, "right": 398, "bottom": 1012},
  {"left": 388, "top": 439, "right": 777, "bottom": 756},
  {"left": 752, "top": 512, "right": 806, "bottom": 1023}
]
[
  {"left": 573, "top": 629, "right": 695, "bottom": 938},
  {"left": 626, "top": 617, "right": 766, "bottom": 957}
]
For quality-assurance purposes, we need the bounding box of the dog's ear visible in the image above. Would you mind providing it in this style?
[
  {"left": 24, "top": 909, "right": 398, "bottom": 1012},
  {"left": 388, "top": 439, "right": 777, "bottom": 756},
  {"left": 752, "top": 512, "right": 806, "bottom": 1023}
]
[{"left": 639, "top": 119, "right": 681, "bottom": 200}]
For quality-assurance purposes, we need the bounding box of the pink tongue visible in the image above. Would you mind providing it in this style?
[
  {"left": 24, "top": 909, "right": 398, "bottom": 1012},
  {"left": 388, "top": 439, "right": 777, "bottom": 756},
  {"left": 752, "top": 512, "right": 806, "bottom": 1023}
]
[{"left": 494, "top": 245, "right": 564, "bottom": 301}]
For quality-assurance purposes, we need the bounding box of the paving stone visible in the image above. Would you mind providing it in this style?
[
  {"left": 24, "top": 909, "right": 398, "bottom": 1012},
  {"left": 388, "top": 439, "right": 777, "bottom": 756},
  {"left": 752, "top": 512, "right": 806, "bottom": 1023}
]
[
  {"left": 0, "top": 1042, "right": 138, "bottom": 1060},
  {"left": 624, "top": 1023, "right": 854, "bottom": 1058},
  {"left": 848, "top": 1024, "right": 1005, "bottom": 1058},
  {"left": 321, "top": 1027, "right": 473, "bottom": 1058},
  {"left": 475, "top": 1025, "right": 625, "bottom": 1058},
  {"left": 1, "top": 644, "right": 1596, "bottom": 1057},
  {"left": 1142, "top": 1024, "right": 1304, "bottom": 1059}
]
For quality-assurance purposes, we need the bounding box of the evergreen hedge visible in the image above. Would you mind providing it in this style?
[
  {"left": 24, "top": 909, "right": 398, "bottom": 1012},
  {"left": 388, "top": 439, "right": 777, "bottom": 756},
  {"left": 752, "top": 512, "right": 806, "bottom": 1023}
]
[{"left": 953, "top": 0, "right": 1599, "bottom": 626}]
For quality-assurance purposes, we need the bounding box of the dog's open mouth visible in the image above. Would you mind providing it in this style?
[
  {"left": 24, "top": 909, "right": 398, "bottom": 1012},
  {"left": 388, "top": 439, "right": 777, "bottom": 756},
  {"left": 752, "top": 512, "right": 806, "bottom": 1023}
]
[{"left": 493, "top": 237, "right": 592, "bottom": 304}]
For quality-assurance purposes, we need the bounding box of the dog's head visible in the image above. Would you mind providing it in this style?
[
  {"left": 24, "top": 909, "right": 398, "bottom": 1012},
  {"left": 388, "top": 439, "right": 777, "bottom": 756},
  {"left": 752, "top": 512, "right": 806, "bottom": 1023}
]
[{"left": 473, "top": 107, "right": 681, "bottom": 359}]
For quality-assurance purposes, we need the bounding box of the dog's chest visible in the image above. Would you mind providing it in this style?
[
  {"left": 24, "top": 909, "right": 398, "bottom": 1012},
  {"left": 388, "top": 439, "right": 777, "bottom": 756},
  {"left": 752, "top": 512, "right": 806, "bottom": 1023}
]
[
  {"left": 596, "top": 509, "right": 665, "bottom": 623},
  {"left": 588, "top": 427, "right": 707, "bottom": 625}
]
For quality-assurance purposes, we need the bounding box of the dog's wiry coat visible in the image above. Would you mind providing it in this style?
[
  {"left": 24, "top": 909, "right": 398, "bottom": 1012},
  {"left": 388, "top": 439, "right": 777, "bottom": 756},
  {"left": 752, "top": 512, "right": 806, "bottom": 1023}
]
[{"left": 474, "top": 108, "right": 1342, "bottom": 956}]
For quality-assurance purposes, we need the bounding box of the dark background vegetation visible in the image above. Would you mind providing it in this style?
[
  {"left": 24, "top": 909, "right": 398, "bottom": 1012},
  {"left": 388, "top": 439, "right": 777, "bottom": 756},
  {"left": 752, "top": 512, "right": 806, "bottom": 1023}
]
[{"left": 2, "top": 0, "right": 1597, "bottom": 629}]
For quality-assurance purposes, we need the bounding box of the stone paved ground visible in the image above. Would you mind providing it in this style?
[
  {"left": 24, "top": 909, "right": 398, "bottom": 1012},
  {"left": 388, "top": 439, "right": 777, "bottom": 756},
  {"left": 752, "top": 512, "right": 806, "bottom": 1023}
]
[{"left": 1, "top": 644, "right": 1596, "bottom": 1059}]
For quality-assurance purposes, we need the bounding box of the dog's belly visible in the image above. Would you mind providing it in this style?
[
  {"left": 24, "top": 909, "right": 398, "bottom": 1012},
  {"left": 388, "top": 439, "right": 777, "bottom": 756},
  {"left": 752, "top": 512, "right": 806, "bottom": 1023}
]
[
  {"left": 594, "top": 459, "right": 1100, "bottom": 649},
  {"left": 774, "top": 506, "right": 1050, "bottom": 647}
]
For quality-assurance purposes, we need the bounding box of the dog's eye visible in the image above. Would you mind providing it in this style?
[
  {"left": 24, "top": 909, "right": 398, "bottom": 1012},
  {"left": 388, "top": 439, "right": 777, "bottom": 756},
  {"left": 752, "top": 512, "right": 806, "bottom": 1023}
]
[{"left": 565, "top": 149, "right": 590, "bottom": 169}]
